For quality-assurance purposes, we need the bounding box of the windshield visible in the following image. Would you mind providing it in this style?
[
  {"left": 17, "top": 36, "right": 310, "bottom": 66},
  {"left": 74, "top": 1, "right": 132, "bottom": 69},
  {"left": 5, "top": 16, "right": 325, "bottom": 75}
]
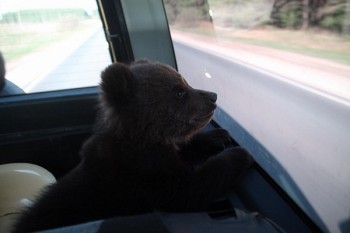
[{"left": 163, "top": 1, "right": 350, "bottom": 233}]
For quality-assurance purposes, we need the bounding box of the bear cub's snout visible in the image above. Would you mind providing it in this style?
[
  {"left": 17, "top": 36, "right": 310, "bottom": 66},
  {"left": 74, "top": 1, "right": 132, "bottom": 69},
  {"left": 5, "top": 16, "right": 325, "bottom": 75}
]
[{"left": 203, "top": 91, "right": 217, "bottom": 103}]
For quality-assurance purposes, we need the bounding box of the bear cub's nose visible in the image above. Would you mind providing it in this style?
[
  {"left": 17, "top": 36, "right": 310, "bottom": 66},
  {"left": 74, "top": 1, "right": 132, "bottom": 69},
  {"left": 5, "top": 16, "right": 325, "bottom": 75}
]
[
  {"left": 206, "top": 91, "right": 217, "bottom": 103},
  {"left": 198, "top": 90, "right": 217, "bottom": 103},
  {"left": 209, "top": 92, "right": 217, "bottom": 103}
]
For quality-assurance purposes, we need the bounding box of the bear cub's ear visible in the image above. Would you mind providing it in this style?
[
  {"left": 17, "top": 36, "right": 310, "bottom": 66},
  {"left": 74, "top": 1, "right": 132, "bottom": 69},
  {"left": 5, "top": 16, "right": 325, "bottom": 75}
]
[{"left": 100, "top": 62, "right": 135, "bottom": 107}]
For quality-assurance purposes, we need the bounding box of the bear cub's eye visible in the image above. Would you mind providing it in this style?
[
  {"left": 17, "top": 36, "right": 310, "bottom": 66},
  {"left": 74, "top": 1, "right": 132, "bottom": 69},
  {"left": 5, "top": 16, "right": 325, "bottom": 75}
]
[{"left": 176, "top": 89, "right": 187, "bottom": 99}]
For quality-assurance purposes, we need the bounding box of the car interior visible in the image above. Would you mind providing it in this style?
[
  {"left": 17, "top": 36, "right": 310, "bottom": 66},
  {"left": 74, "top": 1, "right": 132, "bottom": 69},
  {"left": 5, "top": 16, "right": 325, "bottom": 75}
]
[{"left": 1, "top": 0, "right": 349, "bottom": 232}]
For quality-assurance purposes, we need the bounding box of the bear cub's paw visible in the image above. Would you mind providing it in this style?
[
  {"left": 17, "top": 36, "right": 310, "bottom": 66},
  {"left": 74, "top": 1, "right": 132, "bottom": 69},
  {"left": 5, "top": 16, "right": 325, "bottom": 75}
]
[
  {"left": 191, "top": 129, "right": 233, "bottom": 155},
  {"left": 201, "top": 128, "right": 233, "bottom": 152},
  {"left": 220, "top": 147, "right": 254, "bottom": 174}
]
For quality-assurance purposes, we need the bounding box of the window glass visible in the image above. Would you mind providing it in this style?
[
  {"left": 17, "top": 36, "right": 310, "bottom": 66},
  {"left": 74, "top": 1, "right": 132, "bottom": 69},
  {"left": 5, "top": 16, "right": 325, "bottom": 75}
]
[
  {"left": 0, "top": 0, "right": 111, "bottom": 96},
  {"left": 163, "top": 1, "right": 350, "bottom": 233}
]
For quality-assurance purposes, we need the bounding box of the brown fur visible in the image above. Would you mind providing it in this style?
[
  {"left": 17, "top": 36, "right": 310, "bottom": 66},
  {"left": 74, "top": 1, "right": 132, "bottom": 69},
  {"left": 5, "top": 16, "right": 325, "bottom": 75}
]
[{"left": 13, "top": 61, "right": 252, "bottom": 232}]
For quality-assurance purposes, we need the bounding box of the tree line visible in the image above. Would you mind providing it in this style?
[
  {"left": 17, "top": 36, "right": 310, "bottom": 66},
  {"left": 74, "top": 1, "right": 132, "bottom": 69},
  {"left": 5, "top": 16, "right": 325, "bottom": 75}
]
[
  {"left": 164, "top": 0, "right": 350, "bottom": 34},
  {"left": 271, "top": 0, "right": 349, "bottom": 33}
]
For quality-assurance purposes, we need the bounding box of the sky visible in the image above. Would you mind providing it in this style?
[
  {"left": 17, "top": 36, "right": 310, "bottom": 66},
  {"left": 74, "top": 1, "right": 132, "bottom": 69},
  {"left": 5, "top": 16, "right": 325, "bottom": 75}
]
[{"left": 0, "top": 0, "right": 97, "bottom": 14}]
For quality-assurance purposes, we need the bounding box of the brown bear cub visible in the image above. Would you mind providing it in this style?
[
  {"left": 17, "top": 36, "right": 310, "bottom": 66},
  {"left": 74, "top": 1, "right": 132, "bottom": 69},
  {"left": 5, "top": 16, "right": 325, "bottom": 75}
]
[{"left": 13, "top": 60, "right": 253, "bottom": 232}]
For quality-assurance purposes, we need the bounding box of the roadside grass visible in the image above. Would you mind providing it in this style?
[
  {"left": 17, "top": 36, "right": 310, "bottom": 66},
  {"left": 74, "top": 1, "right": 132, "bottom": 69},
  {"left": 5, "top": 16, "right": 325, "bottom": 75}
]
[
  {"left": 233, "top": 37, "right": 350, "bottom": 65},
  {"left": 229, "top": 28, "right": 350, "bottom": 65},
  {"left": 174, "top": 26, "right": 350, "bottom": 65},
  {"left": 1, "top": 32, "right": 71, "bottom": 61},
  {"left": 0, "top": 21, "right": 93, "bottom": 62}
]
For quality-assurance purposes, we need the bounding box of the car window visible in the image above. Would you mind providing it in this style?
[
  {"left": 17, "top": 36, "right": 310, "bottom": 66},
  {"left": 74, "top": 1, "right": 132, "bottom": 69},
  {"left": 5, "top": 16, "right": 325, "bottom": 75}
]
[
  {"left": 0, "top": 0, "right": 111, "bottom": 96},
  {"left": 163, "top": 1, "right": 350, "bottom": 233}
]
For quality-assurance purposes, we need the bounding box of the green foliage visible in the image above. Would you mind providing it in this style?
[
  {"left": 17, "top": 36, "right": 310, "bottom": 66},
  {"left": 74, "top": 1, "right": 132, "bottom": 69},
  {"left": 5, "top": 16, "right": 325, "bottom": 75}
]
[
  {"left": 272, "top": 1, "right": 302, "bottom": 29},
  {"left": 280, "top": 7, "right": 301, "bottom": 28},
  {"left": 163, "top": 0, "right": 211, "bottom": 27},
  {"left": 320, "top": 14, "right": 345, "bottom": 31},
  {"left": 321, "top": 16, "right": 337, "bottom": 28},
  {"left": 270, "top": 0, "right": 348, "bottom": 32}
]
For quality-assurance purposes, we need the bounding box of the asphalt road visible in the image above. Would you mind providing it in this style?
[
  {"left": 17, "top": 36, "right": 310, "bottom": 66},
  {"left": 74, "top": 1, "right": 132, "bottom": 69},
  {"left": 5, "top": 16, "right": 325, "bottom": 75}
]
[
  {"left": 28, "top": 29, "right": 111, "bottom": 93},
  {"left": 173, "top": 41, "right": 350, "bottom": 233}
]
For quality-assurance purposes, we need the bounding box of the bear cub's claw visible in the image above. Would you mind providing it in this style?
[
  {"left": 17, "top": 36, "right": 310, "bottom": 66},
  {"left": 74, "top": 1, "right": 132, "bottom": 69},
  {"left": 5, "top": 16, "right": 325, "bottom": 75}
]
[
  {"left": 220, "top": 147, "right": 254, "bottom": 173},
  {"left": 192, "top": 128, "right": 233, "bottom": 154}
]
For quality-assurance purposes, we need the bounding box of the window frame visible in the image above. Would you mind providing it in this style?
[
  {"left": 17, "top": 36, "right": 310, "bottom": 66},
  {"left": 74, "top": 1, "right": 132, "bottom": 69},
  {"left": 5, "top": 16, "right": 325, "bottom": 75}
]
[{"left": 0, "top": 1, "right": 328, "bottom": 232}]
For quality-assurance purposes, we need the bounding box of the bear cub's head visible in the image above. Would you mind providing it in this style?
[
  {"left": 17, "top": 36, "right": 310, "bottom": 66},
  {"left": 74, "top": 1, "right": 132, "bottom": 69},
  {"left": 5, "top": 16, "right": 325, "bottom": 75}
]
[{"left": 99, "top": 60, "right": 217, "bottom": 145}]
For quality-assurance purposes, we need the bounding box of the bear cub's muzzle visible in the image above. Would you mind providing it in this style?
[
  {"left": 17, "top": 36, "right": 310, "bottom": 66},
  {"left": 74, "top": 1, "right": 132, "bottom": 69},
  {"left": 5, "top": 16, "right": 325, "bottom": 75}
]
[{"left": 197, "top": 90, "right": 217, "bottom": 103}]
